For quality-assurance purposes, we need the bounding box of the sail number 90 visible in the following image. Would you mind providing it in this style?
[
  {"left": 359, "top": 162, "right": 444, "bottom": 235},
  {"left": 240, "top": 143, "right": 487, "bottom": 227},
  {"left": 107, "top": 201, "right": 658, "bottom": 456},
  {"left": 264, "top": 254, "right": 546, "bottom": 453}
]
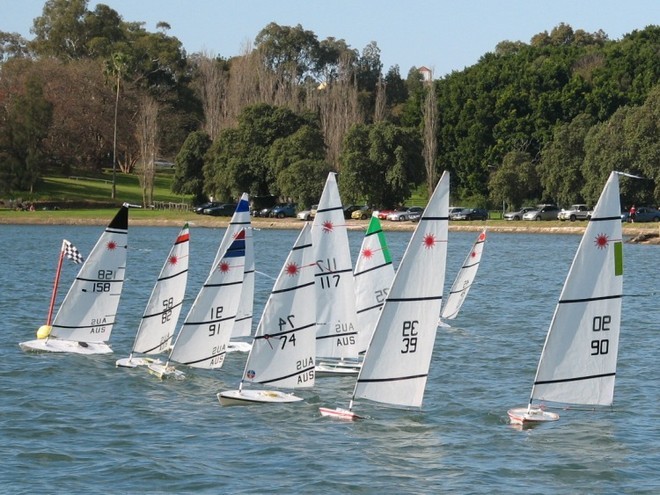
[
  {"left": 590, "top": 315, "right": 611, "bottom": 355},
  {"left": 401, "top": 320, "right": 418, "bottom": 354}
]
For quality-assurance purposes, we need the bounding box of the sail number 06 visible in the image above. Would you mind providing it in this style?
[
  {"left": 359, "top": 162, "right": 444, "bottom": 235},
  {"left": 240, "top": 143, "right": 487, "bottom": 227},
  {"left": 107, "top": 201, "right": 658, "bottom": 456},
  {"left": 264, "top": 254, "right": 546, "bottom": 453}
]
[
  {"left": 401, "top": 320, "right": 418, "bottom": 354},
  {"left": 591, "top": 315, "right": 611, "bottom": 356}
]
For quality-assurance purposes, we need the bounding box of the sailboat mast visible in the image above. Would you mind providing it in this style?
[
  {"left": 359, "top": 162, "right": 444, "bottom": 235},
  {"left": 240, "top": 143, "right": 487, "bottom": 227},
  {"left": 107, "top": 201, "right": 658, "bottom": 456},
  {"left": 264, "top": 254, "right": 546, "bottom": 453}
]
[{"left": 45, "top": 240, "right": 67, "bottom": 326}]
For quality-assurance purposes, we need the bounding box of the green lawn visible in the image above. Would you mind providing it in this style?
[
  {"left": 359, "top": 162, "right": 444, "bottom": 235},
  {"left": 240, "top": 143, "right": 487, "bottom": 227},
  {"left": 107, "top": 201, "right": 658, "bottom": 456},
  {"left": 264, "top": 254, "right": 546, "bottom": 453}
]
[{"left": 6, "top": 169, "right": 192, "bottom": 207}]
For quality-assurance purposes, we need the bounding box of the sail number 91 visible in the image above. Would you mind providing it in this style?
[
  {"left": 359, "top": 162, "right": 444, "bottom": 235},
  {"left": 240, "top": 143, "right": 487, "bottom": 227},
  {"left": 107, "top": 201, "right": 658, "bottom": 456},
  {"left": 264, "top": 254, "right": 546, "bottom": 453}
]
[
  {"left": 590, "top": 315, "right": 610, "bottom": 355},
  {"left": 401, "top": 320, "right": 418, "bottom": 353}
]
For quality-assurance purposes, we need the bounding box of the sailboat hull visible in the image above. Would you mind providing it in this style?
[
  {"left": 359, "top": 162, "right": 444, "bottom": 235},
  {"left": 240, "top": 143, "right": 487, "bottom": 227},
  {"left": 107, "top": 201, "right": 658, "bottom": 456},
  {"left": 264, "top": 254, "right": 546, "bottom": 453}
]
[
  {"left": 226, "top": 341, "right": 252, "bottom": 353},
  {"left": 115, "top": 356, "right": 162, "bottom": 368},
  {"left": 315, "top": 361, "right": 360, "bottom": 376},
  {"left": 19, "top": 338, "right": 112, "bottom": 354},
  {"left": 147, "top": 362, "right": 185, "bottom": 380},
  {"left": 507, "top": 407, "right": 559, "bottom": 425},
  {"left": 218, "top": 390, "right": 303, "bottom": 406},
  {"left": 318, "top": 407, "right": 363, "bottom": 421}
]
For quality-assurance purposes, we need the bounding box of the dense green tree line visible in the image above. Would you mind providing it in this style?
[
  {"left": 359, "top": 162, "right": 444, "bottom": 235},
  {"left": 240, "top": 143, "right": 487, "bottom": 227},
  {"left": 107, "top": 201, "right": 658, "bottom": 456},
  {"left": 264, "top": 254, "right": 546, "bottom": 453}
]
[{"left": 1, "top": 1, "right": 658, "bottom": 210}]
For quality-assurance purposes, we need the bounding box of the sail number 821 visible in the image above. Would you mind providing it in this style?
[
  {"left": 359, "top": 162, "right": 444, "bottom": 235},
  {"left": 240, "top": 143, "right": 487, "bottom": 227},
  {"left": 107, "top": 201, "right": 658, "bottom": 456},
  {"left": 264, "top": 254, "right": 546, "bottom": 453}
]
[{"left": 590, "top": 315, "right": 610, "bottom": 355}]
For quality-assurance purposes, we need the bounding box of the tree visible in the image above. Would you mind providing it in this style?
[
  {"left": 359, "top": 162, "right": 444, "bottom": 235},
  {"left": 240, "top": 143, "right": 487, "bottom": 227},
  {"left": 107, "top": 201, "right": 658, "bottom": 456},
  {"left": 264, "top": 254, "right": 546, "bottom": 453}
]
[
  {"left": 538, "top": 113, "right": 594, "bottom": 206},
  {"left": 104, "top": 51, "right": 130, "bottom": 198},
  {"left": 340, "top": 121, "right": 424, "bottom": 207},
  {"left": 254, "top": 23, "right": 322, "bottom": 84},
  {"left": 192, "top": 53, "right": 229, "bottom": 141},
  {"left": 204, "top": 104, "right": 313, "bottom": 199},
  {"left": 0, "top": 75, "right": 53, "bottom": 193},
  {"left": 135, "top": 95, "right": 159, "bottom": 207},
  {"left": 488, "top": 151, "right": 539, "bottom": 209},
  {"left": 422, "top": 77, "right": 438, "bottom": 197},
  {"left": 172, "top": 130, "right": 211, "bottom": 203},
  {"left": 31, "top": 0, "right": 89, "bottom": 59}
]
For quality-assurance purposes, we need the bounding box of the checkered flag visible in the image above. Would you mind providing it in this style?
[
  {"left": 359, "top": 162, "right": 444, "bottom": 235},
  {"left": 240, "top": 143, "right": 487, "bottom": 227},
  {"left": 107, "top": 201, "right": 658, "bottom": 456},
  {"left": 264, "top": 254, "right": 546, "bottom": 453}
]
[{"left": 63, "top": 239, "right": 84, "bottom": 264}]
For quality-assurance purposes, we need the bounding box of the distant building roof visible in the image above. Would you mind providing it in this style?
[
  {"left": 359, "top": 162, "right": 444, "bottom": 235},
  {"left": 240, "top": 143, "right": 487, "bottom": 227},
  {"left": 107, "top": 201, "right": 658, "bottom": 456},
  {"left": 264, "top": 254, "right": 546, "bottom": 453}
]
[{"left": 418, "top": 66, "right": 433, "bottom": 81}]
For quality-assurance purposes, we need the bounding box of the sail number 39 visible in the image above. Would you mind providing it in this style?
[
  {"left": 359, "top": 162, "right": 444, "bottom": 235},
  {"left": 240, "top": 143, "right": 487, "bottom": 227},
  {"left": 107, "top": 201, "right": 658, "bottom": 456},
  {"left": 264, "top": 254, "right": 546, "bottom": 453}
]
[
  {"left": 401, "top": 320, "right": 418, "bottom": 353},
  {"left": 591, "top": 315, "right": 610, "bottom": 355}
]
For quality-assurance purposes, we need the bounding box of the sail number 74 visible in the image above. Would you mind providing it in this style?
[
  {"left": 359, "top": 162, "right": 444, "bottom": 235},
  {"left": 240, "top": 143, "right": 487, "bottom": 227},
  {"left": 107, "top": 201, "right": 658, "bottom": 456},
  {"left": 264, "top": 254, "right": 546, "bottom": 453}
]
[{"left": 590, "top": 315, "right": 610, "bottom": 355}]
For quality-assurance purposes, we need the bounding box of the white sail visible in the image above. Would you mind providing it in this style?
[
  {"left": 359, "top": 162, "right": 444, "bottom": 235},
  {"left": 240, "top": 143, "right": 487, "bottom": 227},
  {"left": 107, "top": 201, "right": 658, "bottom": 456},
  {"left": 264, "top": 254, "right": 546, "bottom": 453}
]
[
  {"left": 219, "top": 224, "right": 316, "bottom": 405},
  {"left": 354, "top": 216, "right": 395, "bottom": 354},
  {"left": 441, "top": 229, "right": 486, "bottom": 320},
  {"left": 217, "top": 193, "right": 254, "bottom": 339},
  {"left": 167, "top": 229, "right": 246, "bottom": 369},
  {"left": 352, "top": 171, "right": 449, "bottom": 409},
  {"left": 312, "top": 172, "right": 360, "bottom": 360},
  {"left": 530, "top": 171, "right": 623, "bottom": 407},
  {"left": 123, "top": 224, "right": 189, "bottom": 363},
  {"left": 19, "top": 205, "right": 129, "bottom": 354}
]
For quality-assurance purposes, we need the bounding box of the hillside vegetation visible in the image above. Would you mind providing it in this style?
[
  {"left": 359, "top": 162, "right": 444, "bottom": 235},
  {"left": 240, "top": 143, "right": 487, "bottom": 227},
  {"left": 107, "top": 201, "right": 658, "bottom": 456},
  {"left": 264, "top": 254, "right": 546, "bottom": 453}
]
[{"left": 1, "top": 2, "right": 658, "bottom": 211}]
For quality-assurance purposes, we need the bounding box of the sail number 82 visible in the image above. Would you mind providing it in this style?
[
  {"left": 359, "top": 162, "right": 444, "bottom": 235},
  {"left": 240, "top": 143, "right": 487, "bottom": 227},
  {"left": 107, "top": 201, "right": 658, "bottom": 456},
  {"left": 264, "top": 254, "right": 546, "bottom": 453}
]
[{"left": 401, "top": 320, "right": 418, "bottom": 354}]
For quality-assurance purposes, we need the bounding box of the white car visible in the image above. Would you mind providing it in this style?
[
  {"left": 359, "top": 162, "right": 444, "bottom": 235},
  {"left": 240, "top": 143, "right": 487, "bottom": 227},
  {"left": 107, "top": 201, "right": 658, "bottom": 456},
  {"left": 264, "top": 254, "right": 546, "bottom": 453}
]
[
  {"left": 387, "top": 207, "right": 424, "bottom": 222},
  {"left": 558, "top": 204, "right": 592, "bottom": 221},
  {"left": 296, "top": 204, "right": 318, "bottom": 221}
]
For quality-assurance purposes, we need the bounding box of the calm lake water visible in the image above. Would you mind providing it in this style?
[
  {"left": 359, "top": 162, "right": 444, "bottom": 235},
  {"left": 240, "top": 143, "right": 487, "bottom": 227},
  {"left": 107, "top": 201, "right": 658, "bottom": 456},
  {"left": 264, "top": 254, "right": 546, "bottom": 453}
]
[{"left": 2, "top": 222, "right": 658, "bottom": 494}]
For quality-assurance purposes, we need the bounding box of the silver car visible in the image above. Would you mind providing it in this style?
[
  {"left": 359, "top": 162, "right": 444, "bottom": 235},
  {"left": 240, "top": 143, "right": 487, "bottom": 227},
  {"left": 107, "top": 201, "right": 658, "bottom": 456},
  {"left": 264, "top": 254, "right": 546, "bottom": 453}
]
[
  {"left": 504, "top": 206, "right": 535, "bottom": 221},
  {"left": 523, "top": 204, "right": 560, "bottom": 221}
]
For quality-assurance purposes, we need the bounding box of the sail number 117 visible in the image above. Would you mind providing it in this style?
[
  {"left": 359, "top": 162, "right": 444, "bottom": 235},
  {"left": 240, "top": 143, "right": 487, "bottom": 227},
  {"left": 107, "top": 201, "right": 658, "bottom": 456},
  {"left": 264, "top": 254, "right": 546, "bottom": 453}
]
[{"left": 590, "top": 315, "right": 610, "bottom": 356}]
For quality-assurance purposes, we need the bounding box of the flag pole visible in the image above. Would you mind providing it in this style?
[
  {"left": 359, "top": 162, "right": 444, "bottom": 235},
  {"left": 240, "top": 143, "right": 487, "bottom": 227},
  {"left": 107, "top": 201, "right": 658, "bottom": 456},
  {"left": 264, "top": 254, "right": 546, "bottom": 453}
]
[{"left": 46, "top": 240, "right": 67, "bottom": 326}]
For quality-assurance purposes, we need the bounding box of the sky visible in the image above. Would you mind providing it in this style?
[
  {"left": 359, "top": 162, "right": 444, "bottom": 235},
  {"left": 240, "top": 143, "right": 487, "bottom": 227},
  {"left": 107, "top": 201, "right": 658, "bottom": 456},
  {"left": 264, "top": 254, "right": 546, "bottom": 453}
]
[{"left": 2, "top": 0, "right": 658, "bottom": 78}]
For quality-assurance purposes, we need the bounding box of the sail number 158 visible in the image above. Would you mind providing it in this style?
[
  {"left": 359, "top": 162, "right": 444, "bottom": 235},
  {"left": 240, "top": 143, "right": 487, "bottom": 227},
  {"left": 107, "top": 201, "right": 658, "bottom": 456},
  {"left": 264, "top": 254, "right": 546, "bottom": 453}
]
[{"left": 590, "top": 315, "right": 610, "bottom": 355}]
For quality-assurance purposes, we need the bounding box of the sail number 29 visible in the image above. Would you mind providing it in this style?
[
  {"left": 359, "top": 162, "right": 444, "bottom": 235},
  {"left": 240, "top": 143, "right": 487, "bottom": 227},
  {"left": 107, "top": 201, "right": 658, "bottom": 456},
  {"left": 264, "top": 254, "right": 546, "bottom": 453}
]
[
  {"left": 401, "top": 320, "right": 418, "bottom": 353},
  {"left": 590, "top": 315, "right": 610, "bottom": 355}
]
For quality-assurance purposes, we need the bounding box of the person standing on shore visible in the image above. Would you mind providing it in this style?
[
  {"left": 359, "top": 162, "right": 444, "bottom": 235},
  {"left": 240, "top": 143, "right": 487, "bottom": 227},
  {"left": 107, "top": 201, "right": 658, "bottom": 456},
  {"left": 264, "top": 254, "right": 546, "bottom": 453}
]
[{"left": 629, "top": 204, "right": 637, "bottom": 222}]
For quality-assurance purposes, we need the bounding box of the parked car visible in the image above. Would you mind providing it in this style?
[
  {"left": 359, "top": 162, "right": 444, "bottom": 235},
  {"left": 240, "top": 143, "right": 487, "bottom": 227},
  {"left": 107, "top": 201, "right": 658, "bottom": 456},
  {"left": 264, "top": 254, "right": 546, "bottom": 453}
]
[
  {"left": 253, "top": 206, "right": 273, "bottom": 217},
  {"left": 449, "top": 207, "right": 470, "bottom": 220},
  {"left": 451, "top": 208, "right": 489, "bottom": 221},
  {"left": 408, "top": 208, "right": 424, "bottom": 222},
  {"left": 351, "top": 206, "right": 373, "bottom": 220},
  {"left": 269, "top": 203, "right": 297, "bottom": 218},
  {"left": 387, "top": 206, "right": 424, "bottom": 221},
  {"left": 503, "top": 206, "right": 535, "bottom": 221},
  {"left": 558, "top": 204, "right": 592, "bottom": 222},
  {"left": 523, "top": 204, "right": 560, "bottom": 221},
  {"left": 194, "top": 201, "right": 221, "bottom": 214},
  {"left": 203, "top": 203, "right": 236, "bottom": 216},
  {"left": 297, "top": 204, "right": 318, "bottom": 221},
  {"left": 621, "top": 206, "right": 660, "bottom": 222},
  {"left": 376, "top": 208, "right": 400, "bottom": 220},
  {"left": 448, "top": 206, "right": 466, "bottom": 218},
  {"left": 343, "top": 204, "right": 361, "bottom": 219}
]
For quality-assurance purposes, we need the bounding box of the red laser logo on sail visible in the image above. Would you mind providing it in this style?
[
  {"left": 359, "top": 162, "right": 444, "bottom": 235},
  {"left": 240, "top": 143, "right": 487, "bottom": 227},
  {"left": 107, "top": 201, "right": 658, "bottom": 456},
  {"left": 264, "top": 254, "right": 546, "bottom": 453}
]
[
  {"left": 362, "top": 248, "right": 373, "bottom": 259},
  {"left": 322, "top": 221, "right": 334, "bottom": 233},
  {"left": 169, "top": 255, "right": 178, "bottom": 265},
  {"left": 423, "top": 234, "right": 437, "bottom": 249},
  {"left": 285, "top": 262, "right": 299, "bottom": 276},
  {"left": 594, "top": 233, "right": 609, "bottom": 249},
  {"left": 106, "top": 241, "right": 117, "bottom": 250},
  {"left": 218, "top": 261, "right": 230, "bottom": 273}
]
